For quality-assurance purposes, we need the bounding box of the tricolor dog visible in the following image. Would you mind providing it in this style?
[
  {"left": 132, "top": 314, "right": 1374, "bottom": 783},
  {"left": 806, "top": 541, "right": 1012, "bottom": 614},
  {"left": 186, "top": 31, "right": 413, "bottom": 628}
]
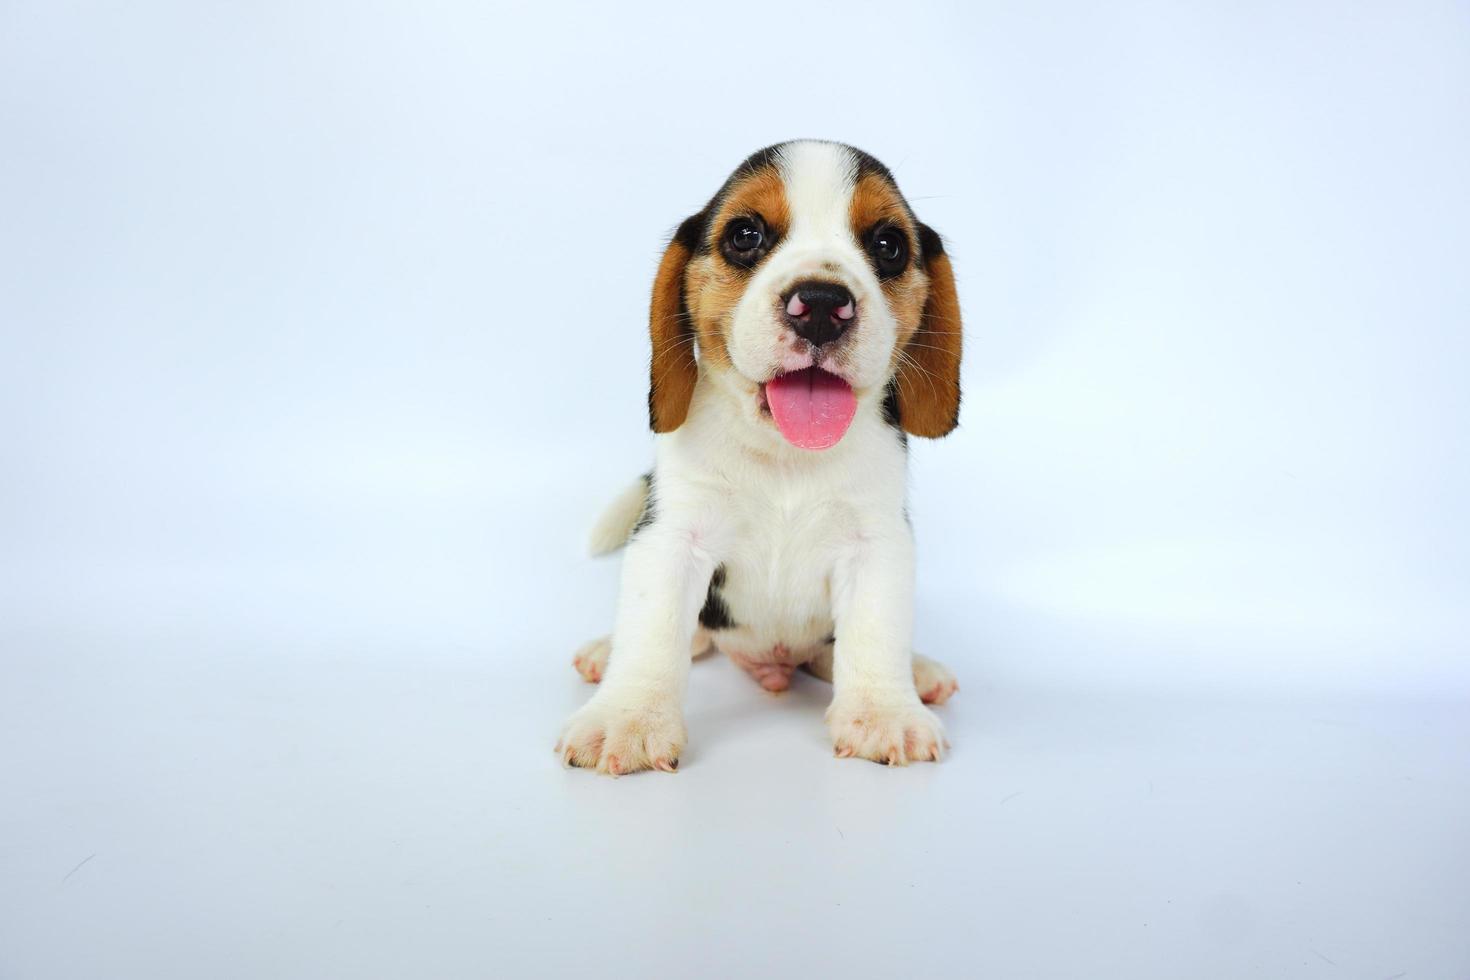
[{"left": 558, "top": 140, "right": 964, "bottom": 775}]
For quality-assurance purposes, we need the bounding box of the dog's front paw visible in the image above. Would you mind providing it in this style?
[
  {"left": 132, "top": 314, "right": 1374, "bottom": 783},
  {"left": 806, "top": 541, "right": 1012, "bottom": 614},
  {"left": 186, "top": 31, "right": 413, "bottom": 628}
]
[
  {"left": 557, "top": 692, "right": 685, "bottom": 776},
  {"left": 827, "top": 695, "right": 947, "bottom": 766}
]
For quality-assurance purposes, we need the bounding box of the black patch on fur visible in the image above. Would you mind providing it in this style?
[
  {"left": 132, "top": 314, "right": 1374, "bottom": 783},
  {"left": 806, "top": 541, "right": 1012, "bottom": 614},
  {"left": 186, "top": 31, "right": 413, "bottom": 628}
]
[
  {"left": 881, "top": 382, "right": 902, "bottom": 428},
  {"left": 917, "top": 221, "right": 946, "bottom": 264},
  {"left": 673, "top": 211, "right": 707, "bottom": 253},
  {"left": 631, "top": 471, "right": 656, "bottom": 536},
  {"left": 881, "top": 380, "right": 909, "bottom": 449},
  {"left": 848, "top": 145, "right": 896, "bottom": 185},
  {"left": 698, "top": 564, "right": 736, "bottom": 631}
]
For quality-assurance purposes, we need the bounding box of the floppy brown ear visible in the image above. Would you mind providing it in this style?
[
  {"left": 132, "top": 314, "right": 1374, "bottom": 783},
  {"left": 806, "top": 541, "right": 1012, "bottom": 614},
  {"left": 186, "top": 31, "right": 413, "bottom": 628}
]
[
  {"left": 647, "top": 213, "right": 705, "bottom": 433},
  {"left": 894, "top": 222, "right": 963, "bottom": 437}
]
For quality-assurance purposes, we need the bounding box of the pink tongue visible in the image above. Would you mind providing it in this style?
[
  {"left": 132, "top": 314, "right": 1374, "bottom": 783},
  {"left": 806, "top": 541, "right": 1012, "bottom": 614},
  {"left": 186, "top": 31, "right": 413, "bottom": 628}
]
[{"left": 764, "top": 368, "right": 858, "bottom": 450}]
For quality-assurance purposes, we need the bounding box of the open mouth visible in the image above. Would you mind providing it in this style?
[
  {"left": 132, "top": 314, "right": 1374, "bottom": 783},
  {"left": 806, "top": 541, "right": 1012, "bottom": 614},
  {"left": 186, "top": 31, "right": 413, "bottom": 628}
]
[{"left": 759, "top": 367, "right": 858, "bottom": 450}]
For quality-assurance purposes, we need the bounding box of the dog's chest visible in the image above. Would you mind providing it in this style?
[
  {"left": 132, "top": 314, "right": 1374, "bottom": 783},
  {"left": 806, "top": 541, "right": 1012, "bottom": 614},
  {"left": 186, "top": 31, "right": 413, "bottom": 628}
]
[{"left": 700, "top": 485, "right": 858, "bottom": 652}]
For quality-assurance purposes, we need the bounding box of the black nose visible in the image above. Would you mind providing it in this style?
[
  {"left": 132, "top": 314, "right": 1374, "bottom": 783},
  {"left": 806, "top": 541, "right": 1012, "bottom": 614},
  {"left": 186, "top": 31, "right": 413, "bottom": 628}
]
[{"left": 782, "top": 280, "right": 856, "bottom": 347}]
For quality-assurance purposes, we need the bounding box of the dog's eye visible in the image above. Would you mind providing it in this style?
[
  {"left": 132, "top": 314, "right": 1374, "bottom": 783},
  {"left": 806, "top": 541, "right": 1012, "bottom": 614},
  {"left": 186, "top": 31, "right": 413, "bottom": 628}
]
[
  {"left": 727, "top": 220, "right": 764, "bottom": 253},
  {"left": 721, "top": 217, "right": 770, "bottom": 269},
  {"left": 868, "top": 226, "right": 909, "bottom": 278}
]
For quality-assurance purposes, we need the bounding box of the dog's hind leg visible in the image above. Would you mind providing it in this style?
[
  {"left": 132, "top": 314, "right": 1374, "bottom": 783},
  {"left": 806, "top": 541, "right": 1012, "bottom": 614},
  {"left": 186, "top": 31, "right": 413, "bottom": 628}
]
[{"left": 573, "top": 628, "right": 713, "bottom": 684}]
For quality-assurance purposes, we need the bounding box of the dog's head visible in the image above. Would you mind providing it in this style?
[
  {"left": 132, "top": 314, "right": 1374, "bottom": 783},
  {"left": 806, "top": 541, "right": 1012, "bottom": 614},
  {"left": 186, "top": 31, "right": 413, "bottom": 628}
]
[{"left": 647, "top": 140, "right": 962, "bottom": 449}]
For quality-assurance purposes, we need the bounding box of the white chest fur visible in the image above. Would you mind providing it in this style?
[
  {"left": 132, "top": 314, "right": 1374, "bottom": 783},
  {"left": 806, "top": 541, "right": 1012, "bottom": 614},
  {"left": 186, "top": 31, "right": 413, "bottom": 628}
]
[{"left": 655, "top": 372, "right": 910, "bottom": 664}]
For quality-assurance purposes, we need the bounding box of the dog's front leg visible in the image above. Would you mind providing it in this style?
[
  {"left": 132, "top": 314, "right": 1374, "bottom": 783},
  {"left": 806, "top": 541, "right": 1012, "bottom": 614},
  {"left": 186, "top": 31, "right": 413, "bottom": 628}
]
[
  {"left": 827, "top": 522, "right": 946, "bottom": 765},
  {"left": 558, "top": 522, "right": 713, "bottom": 775}
]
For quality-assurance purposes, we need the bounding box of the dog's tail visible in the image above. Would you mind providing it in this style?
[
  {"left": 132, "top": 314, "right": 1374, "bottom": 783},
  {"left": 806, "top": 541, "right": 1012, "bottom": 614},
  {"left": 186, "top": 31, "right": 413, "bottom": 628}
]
[{"left": 588, "top": 473, "right": 651, "bottom": 556}]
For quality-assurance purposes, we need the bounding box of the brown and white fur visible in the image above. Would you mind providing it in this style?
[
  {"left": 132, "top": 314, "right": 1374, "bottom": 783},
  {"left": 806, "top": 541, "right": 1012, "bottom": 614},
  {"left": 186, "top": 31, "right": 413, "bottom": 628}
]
[{"left": 558, "top": 140, "right": 964, "bottom": 775}]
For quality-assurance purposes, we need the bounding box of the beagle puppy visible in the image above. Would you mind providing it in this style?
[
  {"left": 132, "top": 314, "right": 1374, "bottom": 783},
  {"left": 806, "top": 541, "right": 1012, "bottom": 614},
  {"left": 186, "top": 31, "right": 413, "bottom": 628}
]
[{"left": 558, "top": 140, "right": 963, "bottom": 775}]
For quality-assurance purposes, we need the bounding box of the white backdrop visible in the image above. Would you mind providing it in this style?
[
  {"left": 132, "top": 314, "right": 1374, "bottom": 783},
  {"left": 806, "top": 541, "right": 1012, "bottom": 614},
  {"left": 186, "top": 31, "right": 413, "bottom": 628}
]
[{"left": 2, "top": 2, "right": 1467, "bottom": 977}]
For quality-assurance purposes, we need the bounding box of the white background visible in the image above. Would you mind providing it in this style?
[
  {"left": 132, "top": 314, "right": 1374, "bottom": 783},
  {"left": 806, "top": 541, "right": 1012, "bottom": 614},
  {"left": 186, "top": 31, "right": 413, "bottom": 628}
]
[{"left": 2, "top": 1, "right": 1467, "bottom": 977}]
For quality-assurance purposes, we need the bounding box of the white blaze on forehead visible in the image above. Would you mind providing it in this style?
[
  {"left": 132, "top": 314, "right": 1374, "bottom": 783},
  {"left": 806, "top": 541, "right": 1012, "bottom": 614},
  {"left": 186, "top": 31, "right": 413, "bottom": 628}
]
[{"left": 774, "top": 141, "right": 859, "bottom": 247}]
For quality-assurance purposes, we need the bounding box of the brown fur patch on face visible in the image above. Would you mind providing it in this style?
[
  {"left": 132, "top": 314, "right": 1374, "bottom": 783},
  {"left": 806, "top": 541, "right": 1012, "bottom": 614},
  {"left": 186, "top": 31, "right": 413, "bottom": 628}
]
[
  {"left": 713, "top": 166, "right": 791, "bottom": 250},
  {"left": 683, "top": 165, "right": 791, "bottom": 371},
  {"left": 849, "top": 171, "right": 912, "bottom": 242},
  {"left": 851, "top": 172, "right": 962, "bottom": 438},
  {"left": 683, "top": 253, "right": 732, "bottom": 367},
  {"left": 849, "top": 172, "right": 928, "bottom": 345}
]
